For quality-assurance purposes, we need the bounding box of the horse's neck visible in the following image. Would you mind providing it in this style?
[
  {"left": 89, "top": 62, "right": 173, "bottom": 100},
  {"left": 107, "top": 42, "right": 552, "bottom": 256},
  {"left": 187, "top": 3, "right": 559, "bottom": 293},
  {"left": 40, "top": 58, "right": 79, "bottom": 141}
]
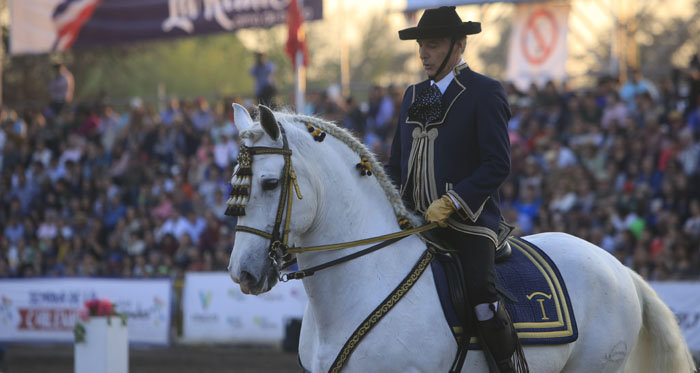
[{"left": 296, "top": 161, "right": 427, "bottom": 344}]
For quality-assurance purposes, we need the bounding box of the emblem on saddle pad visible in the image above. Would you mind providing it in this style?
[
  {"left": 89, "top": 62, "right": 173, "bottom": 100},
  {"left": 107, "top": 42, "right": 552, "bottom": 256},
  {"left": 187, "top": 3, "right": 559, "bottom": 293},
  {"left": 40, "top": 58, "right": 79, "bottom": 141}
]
[{"left": 526, "top": 292, "right": 553, "bottom": 321}]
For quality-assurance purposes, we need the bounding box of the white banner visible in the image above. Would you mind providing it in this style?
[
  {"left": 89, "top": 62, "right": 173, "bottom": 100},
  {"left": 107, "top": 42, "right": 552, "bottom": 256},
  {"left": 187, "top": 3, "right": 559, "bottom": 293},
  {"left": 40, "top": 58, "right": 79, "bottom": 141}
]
[
  {"left": 9, "top": 0, "right": 66, "bottom": 55},
  {"left": 506, "top": 2, "right": 570, "bottom": 90},
  {"left": 650, "top": 282, "right": 700, "bottom": 352},
  {"left": 0, "top": 278, "right": 171, "bottom": 345},
  {"left": 182, "top": 272, "right": 306, "bottom": 343}
]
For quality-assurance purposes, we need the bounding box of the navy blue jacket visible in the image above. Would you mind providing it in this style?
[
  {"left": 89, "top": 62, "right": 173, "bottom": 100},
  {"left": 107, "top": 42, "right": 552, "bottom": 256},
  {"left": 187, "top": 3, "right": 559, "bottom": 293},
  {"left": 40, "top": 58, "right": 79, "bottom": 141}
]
[{"left": 387, "top": 64, "right": 511, "bottom": 243}]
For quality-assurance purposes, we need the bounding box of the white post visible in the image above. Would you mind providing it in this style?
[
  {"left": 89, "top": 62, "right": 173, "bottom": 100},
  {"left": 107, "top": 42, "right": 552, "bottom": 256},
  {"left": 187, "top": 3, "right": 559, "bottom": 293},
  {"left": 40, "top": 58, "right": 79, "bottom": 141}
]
[
  {"left": 295, "top": 50, "right": 305, "bottom": 112},
  {"left": 294, "top": 0, "right": 306, "bottom": 113},
  {"left": 75, "top": 317, "right": 129, "bottom": 373},
  {"left": 339, "top": 0, "right": 349, "bottom": 98}
]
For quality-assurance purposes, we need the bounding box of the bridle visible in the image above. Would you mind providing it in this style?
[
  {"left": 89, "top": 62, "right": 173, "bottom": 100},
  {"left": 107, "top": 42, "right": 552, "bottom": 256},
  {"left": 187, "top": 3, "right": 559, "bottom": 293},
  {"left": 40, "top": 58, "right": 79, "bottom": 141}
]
[
  {"left": 226, "top": 121, "right": 436, "bottom": 282},
  {"left": 225, "top": 124, "right": 303, "bottom": 272},
  {"left": 226, "top": 116, "right": 439, "bottom": 373}
]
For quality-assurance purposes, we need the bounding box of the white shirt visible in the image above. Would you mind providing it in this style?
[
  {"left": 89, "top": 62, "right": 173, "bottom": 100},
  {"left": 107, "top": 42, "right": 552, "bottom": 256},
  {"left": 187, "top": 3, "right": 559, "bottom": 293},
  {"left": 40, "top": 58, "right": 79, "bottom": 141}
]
[{"left": 430, "top": 59, "right": 466, "bottom": 94}]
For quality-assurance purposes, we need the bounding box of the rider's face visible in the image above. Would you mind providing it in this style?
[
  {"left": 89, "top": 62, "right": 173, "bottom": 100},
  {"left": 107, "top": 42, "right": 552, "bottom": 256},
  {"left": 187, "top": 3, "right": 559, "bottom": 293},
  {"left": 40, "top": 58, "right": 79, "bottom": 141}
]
[{"left": 417, "top": 37, "right": 464, "bottom": 81}]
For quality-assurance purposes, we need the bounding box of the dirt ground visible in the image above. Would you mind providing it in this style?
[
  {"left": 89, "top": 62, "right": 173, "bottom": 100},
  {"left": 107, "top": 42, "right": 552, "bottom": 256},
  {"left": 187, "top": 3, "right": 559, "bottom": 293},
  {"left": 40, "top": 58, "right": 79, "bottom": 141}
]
[{"left": 0, "top": 344, "right": 300, "bottom": 373}]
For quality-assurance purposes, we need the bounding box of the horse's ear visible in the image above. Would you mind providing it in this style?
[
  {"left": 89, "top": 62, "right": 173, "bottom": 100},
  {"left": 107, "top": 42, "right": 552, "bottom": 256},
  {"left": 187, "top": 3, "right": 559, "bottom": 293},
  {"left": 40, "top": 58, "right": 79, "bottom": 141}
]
[
  {"left": 258, "top": 105, "right": 280, "bottom": 140},
  {"left": 232, "top": 103, "right": 253, "bottom": 133}
]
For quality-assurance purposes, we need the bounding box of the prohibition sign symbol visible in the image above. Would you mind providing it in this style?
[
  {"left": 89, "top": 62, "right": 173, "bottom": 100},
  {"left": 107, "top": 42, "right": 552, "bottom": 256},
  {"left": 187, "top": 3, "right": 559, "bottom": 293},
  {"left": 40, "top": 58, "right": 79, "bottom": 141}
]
[{"left": 520, "top": 8, "right": 559, "bottom": 65}]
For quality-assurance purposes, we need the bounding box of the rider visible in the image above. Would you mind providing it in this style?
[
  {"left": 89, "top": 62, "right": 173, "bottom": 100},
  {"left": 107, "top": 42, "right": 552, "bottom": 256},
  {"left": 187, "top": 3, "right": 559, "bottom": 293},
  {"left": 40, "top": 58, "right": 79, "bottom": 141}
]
[{"left": 387, "top": 7, "right": 525, "bottom": 372}]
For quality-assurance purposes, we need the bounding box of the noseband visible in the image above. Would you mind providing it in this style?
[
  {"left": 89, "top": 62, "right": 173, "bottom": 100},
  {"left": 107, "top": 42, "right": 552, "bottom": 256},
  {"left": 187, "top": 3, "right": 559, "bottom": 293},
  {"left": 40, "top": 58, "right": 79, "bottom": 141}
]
[{"left": 225, "top": 124, "right": 303, "bottom": 271}]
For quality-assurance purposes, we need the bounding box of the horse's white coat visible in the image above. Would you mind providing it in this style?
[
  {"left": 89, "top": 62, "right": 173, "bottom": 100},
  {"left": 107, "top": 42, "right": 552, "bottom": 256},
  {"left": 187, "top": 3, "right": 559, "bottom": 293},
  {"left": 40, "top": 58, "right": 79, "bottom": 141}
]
[{"left": 228, "top": 106, "right": 695, "bottom": 372}]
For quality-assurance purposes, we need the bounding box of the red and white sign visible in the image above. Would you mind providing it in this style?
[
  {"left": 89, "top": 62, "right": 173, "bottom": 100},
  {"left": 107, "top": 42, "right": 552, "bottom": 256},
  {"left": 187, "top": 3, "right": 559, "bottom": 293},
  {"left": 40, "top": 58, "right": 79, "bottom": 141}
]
[
  {"left": 0, "top": 278, "right": 171, "bottom": 344},
  {"left": 506, "top": 2, "right": 570, "bottom": 90}
]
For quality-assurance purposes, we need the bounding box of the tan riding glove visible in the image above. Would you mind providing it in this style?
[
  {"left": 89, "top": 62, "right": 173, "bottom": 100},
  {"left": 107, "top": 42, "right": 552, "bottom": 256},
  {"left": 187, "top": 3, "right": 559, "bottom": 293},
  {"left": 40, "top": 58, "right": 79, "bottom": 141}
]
[{"left": 424, "top": 195, "right": 457, "bottom": 227}]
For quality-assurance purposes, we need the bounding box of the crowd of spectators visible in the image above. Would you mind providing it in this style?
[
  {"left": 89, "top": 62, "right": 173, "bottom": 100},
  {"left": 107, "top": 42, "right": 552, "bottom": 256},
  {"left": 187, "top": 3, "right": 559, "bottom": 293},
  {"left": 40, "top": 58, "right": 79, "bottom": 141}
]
[
  {"left": 1, "top": 54, "right": 700, "bottom": 281},
  {"left": 0, "top": 95, "right": 240, "bottom": 280}
]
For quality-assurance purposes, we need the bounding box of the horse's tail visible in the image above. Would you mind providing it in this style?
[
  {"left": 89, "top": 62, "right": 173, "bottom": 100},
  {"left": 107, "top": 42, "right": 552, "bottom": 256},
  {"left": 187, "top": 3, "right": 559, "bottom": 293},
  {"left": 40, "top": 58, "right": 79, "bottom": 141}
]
[{"left": 624, "top": 268, "right": 696, "bottom": 373}]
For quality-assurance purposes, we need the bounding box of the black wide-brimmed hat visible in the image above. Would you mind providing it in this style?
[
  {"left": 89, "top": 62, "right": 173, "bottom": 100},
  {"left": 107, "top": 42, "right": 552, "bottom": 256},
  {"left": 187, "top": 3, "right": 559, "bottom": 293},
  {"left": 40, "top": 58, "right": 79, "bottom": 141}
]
[{"left": 399, "top": 6, "right": 481, "bottom": 40}]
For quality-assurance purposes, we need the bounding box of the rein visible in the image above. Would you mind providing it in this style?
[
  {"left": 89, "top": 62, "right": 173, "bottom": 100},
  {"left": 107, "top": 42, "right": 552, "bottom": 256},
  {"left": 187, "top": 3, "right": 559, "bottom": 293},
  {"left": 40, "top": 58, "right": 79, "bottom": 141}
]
[{"left": 281, "top": 222, "right": 438, "bottom": 281}]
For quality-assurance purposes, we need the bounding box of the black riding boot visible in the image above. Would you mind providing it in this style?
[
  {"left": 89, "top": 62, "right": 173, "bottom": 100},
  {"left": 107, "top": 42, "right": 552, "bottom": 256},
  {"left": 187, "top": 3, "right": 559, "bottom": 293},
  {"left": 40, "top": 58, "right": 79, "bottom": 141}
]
[{"left": 475, "top": 303, "right": 527, "bottom": 373}]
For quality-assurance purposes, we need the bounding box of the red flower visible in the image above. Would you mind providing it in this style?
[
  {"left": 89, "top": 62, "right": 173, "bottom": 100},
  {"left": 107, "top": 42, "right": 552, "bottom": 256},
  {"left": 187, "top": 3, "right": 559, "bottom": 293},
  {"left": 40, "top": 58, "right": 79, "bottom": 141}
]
[
  {"left": 83, "top": 298, "right": 116, "bottom": 316},
  {"left": 96, "top": 300, "right": 114, "bottom": 316},
  {"left": 84, "top": 299, "right": 100, "bottom": 311}
]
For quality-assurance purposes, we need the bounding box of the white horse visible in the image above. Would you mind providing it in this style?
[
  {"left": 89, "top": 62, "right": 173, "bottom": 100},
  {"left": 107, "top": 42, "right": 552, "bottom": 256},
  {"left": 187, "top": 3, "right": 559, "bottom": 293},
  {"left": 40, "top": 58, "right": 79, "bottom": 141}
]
[{"left": 227, "top": 104, "right": 695, "bottom": 373}]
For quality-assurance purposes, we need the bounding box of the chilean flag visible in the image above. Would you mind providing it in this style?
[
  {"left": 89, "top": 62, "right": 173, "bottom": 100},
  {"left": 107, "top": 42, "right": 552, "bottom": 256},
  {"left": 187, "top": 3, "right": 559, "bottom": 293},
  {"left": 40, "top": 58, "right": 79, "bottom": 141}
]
[
  {"left": 51, "top": 0, "right": 102, "bottom": 51},
  {"left": 285, "top": 0, "right": 309, "bottom": 68}
]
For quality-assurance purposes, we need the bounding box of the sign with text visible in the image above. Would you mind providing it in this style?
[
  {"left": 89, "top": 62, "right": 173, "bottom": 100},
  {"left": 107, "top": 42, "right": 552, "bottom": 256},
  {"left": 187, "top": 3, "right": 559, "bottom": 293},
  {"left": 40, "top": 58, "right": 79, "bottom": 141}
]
[
  {"left": 9, "top": 0, "right": 323, "bottom": 55},
  {"left": 506, "top": 2, "right": 570, "bottom": 90},
  {"left": 0, "top": 278, "right": 171, "bottom": 344},
  {"left": 650, "top": 282, "right": 700, "bottom": 352},
  {"left": 182, "top": 272, "right": 306, "bottom": 343}
]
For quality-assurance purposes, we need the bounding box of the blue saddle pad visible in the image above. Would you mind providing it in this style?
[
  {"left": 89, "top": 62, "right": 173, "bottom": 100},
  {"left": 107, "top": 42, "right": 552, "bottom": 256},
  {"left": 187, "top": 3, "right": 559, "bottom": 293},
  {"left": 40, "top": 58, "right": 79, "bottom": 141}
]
[{"left": 431, "top": 236, "right": 578, "bottom": 345}]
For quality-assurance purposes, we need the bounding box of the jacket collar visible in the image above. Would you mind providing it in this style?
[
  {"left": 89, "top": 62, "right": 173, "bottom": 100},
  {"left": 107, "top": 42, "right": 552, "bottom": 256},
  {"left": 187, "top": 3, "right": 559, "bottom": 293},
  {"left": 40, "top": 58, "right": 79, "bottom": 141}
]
[{"left": 407, "top": 62, "right": 470, "bottom": 128}]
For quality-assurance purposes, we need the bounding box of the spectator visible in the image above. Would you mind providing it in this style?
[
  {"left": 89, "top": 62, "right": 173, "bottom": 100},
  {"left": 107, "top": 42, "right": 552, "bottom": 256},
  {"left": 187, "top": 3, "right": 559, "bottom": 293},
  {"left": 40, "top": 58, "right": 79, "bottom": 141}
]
[
  {"left": 619, "top": 69, "right": 659, "bottom": 111},
  {"left": 47, "top": 62, "right": 74, "bottom": 116},
  {"left": 250, "top": 52, "right": 277, "bottom": 106}
]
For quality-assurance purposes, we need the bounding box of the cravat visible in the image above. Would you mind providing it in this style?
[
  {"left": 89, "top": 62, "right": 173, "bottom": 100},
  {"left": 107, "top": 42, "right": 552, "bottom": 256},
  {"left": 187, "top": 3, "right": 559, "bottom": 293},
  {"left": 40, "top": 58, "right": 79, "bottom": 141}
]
[{"left": 408, "top": 84, "right": 443, "bottom": 124}]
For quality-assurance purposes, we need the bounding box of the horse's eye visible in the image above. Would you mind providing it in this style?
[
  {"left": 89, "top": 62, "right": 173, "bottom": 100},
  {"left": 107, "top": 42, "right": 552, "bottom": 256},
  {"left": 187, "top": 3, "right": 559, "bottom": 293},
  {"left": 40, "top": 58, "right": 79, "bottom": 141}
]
[{"left": 261, "top": 178, "right": 279, "bottom": 191}]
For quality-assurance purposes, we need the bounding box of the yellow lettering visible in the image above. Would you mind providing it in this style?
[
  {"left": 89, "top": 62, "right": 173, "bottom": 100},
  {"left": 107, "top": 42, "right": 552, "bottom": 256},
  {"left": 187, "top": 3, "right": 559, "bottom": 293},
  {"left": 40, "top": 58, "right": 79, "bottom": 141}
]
[
  {"left": 536, "top": 298, "right": 549, "bottom": 320},
  {"left": 526, "top": 292, "right": 552, "bottom": 321}
]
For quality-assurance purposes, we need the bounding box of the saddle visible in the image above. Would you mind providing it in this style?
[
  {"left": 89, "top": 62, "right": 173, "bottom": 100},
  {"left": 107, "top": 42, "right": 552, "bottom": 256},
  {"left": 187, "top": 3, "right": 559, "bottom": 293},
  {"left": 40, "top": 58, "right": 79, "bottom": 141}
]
[
  {"left": 419, "top": 224, "right": 579, "bottom": 371},
  {"left": 419, "top": 219, "right": 515, "bottom": 328}
]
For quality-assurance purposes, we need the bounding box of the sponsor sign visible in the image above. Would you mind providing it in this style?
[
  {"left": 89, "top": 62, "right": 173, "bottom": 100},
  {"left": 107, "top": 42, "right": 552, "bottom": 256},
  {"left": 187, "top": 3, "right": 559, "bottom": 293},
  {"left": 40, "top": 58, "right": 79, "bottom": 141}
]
[
  {"left": 0, "top": 278, "right": 171, "bottom": 344},
  {"left": 651, "top": 282, "right": 700, "bottom": 352},
  {"left": 9, "top": 0, "right": 323, "bottom": 55},
  {"left": 182, "top": 272, "right": 306, "bottom": 343}
]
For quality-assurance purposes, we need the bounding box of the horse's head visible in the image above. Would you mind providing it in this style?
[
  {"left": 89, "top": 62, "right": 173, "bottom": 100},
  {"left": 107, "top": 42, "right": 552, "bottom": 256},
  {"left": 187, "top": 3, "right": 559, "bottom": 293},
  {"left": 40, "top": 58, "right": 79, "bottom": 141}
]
[{"left": 227, "top": 104, "right": 318, "bottom": 294}]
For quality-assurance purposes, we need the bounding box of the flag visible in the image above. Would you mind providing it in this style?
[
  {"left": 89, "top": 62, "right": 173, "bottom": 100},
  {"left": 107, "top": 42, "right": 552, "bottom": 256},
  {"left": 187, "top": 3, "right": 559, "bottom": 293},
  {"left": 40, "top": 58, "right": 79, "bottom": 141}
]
[
  {"left": 285, "top": 0, "right": 309, "bottom": 68},
  {"left": 51, "top": 0, "right": 103, "bottom": 51}
]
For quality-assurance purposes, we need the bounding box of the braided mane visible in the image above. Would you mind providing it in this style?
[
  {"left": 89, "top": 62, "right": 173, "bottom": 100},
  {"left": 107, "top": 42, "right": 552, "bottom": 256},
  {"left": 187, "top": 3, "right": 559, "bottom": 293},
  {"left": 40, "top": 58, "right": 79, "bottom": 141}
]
[{"left": 273, "top": 112, "right": 416, "bottom": 225}]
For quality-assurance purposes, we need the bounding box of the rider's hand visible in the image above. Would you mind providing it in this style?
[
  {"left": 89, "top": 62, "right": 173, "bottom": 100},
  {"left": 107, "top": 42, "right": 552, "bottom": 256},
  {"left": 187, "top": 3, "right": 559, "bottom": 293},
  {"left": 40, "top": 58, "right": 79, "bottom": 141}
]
[{"left": 424, "top": 195, "right": 457, "bottom": 227}]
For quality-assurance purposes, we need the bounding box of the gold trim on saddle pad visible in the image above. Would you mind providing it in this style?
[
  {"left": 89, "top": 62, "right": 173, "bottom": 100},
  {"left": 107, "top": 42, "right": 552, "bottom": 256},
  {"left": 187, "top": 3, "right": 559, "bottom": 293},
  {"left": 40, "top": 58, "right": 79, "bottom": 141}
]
[
  {"left": 453, "top": 237, "right": 576, "bottom": 346},
  {"left": 508, "top": 237, "right": 575, "bottom": 339}
]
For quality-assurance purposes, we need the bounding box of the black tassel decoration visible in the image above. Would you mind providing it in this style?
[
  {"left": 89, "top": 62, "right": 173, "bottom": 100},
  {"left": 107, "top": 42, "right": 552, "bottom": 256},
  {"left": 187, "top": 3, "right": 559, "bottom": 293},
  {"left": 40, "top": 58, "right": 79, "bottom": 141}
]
[
  {"left": 356, "top": 157, "right": 372, "bottom": 176},
  {"left": 306, "top": 123, "right": 326, "bottom": 142}
]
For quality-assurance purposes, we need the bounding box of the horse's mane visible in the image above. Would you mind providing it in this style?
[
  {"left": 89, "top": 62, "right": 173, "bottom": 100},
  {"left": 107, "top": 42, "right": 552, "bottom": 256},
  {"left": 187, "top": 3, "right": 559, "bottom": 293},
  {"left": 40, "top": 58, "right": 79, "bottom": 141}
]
[{"left": 259, "top": 110, "right": 415, "bottom": 225}]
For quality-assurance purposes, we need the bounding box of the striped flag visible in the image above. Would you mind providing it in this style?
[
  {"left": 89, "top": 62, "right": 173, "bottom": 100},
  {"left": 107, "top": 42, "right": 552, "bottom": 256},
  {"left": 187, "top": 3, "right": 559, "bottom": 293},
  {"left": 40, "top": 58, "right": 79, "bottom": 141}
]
[{"left": 51, "top": 0, "right": 102, "bottom": 51}]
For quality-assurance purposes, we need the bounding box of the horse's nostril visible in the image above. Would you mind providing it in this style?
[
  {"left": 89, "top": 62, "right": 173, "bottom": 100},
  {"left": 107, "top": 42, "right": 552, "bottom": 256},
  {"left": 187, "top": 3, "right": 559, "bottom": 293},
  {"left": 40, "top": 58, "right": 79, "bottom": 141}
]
[{"left": 241, "top": 270, "right": 256, "bottom": 284}]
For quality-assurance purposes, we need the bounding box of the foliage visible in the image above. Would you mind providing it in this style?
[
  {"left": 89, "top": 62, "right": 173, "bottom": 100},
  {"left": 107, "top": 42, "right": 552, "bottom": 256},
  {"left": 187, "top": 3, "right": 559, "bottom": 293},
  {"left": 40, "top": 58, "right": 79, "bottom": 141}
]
[
  {"left": 477, "top": 17, "right": 512, "bottom": 79},
  {"left": 73, "top": 33, "right": 254, "bottom": 101},
  {"left": 305, "top": 13, "right": 413, "bottom": 98},
  {"left": 3, "top": 32, "right": 256, "bottom": 106}
]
